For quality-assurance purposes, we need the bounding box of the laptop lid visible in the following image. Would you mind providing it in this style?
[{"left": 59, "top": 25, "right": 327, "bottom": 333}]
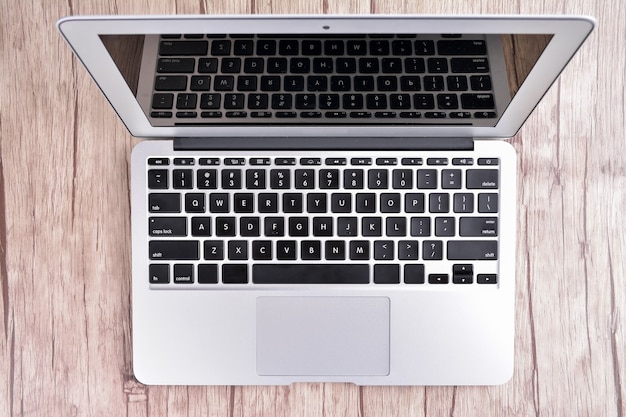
[{"left": 57, "top": 15, "right": 594, "bottom": 139}]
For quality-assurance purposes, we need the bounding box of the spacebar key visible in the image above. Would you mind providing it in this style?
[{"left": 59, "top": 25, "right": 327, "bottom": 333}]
[{"left": 253, "top": 264, "right": 369, "bottom": 284}]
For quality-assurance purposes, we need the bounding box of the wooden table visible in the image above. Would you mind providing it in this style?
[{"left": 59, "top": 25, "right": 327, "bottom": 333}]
[{"left": 1, "top": 0, "right": 624, "bottom": 415}]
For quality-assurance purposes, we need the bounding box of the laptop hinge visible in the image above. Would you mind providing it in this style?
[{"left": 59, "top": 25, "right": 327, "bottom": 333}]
[{"left": 173, "top": 137, "right": 474, "bottom": 151}]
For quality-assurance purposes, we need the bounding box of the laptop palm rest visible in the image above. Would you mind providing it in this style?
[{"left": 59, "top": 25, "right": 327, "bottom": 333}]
[{"left": 256, "top": 296, "right": 390, "bottom": 376}]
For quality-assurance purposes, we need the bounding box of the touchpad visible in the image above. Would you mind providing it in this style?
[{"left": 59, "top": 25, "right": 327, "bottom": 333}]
[{"left": 256, "top": 297, "right": 390, "bottom": 376}]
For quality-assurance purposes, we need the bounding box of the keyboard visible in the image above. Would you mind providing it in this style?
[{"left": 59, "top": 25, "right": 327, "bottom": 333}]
[
  {"left": 147, "top": 34, "right": 498, "bottom": 125},
  {"left": 146, "top": 152, "right": 500, "bottom": 286}
]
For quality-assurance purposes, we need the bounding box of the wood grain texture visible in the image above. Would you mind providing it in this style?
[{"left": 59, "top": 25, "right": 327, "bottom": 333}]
[{"left": 0, "top": 0, "right": 624, "bottom": 416}]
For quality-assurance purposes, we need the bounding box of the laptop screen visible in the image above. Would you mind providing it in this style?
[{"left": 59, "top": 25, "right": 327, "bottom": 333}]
[{"left": 99, "top": 33, "right": 552, "bottom": 129}]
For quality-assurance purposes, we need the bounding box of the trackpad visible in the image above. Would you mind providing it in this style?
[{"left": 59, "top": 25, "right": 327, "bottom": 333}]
[{"left": 256, "top": 297, "right": 390, "bottom": 376}]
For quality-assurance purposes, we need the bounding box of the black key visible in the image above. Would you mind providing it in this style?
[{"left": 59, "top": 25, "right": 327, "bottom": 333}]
[
  {"left": 268, "top": 57, "right": 288, "bottom": 73},
  {"left": 204, "top": 241, "right": 224, "bottom": 260},
  {"left": 392, "top": 169, "right": 412, "bottom": 189},
  {"left": 157, "top": 58, "right": 195, "bottom": 73},
  {"left": 347, "top": 40, "right": 367, "bottom": 55},
  {"left": 228, "top": 241, "right": 248, "bottom": 260},
  {"left": 257, "top": 39, "right": 276, "bottom": 55},
  {"left": 435, "top": 217, "right": 455, "bottom": 236},
  {"left": 451, "top": 58, "right": 490, "bottom": 73},
  {"left": 320, "top": 169, "right": 340, "bottom": 189},
  {"left": 222, "top": 264, "right": 248, "bottom": 284},
  {"left": 302, "top": 40, "right": 322, "bottom": 55},
  {"left": 209, "top": 193, "right": 229, "bottom": 212},
  {"left": 429, "top": 274, "right": 449, "bottom": 284},
  {"left": 442, "top": 169, "right": 462, "bottom": 189},
  {"left": 349, "top": 241, "right": 370, "bottom": 260},
  {"left": 191, "top": 217, "right": 211, "bottom": 236},
  {"left": 221, "top": 58, "right": 242, "bottom": 73},
  {"left": 453, "top": 193, "right": 474, "bottom": 213},
  {"left": 301, "top": 241, "right": 322, "bottom": 260},
  {"left": 424, "top": 76, "right": 444, "bottom": 91},
  {"left": 236, "top": 76, "right": 257, "bottom": 91},
  {"left": 404, "top": 264, "right": 425, "bottom": 284},
  {"left": 336, "top": 58, "right": 356, "bottom": 73},
  {"left": 152, "top": 93, "right": 174, "bottom": 109},
  {"left": 470, "top": 75, "right": 492, "bottom": 90},
  {"left": 367, "top": 94, "right": 387, "bottom": 109},
  {"left": 324, "top": 40, "right": 344, "bottom": 55},
  {"left": 354, "top": 76, "right": 375, "bottom": 91},
  {"left": 343, "top": 94, "right": 364, "bottom": 110},
  {"left": 197, "top": 169, "right": 217, "bottom": 189},
  {"left": 374, "top": 265, "right": 399, "bottom": 284},
  {"left": 414, "top": 94, "right": 435, "bottom": 109},
  {"left": 148, "top": 169, "right": 168, "bottom": 189},
  {"left": 429, "top": 193, "right": 450, "bottom": 213},
  {"left": 295, "top": 94, "right": 316, "bottom": 109},
  {"left": 173, "top": 264, "right": 194, "bottom": 284},
  {"left": 405, "top": 193, "right": 425, "bottom": 213},
  {"left": 307, "top": 76, "right": 327, "bottom": 92},
  {"left": 417, "top": 169, "right": 437, "bottom": 189},
  {"left": 200, "top": 93, "right": 221, "bottom": 109},
  {"left": 428, "top": 58, "right": 448, "bottom": 73},
  {"left": 325, "top": 241, "right": 345, "bottom": 260},
  {"left": 410, "top": 217, "right": 430, "bottom": 237},
  {"left": 149, "top": 193, "right": 181, "bottom": 213},
  {"left": 270, "top": 169, "right": 290, "bottom": 189},
  {"left": 478, "top": 193, "right": 498, "bottom": 213},
  {"left": 253, "top": 264, "right": 369, "bottom": 284},
  {"left": 244, "top": 58, "right": 264, "bottom": 73},
  {"left": 276, "top": 241, "right": 297, "bottom": 260},
  {"left": 190, "top": 76, "right": 211, "bottom": 91},
  {"left": 308, "top": 194, "right": 327, "bottom": 213},
  {"left": 149, "top": 217, "right": 186, "bottom": 236},
  {"left": 289, "top": 217, "right": 308, "bottom": 236},
  {"left": 295, "top": 169, "right": 315, "bottom": 189},
  {"left": 380, "top": 194, "right": 401, "bottom": 213},
  {"left": 460, "top": 217, "right": 498, "bottom": 237},
  {"left": 415, "top": 40, "right": 435, "bottom": 55},
  {"left": 222, "top": 169, "right": 242, "bottom": 189},
  {"left": 356, "top": 193, "right": 376, "bottom": 213},
  {"left": 214, "top": 76, "right": 235, "bottom": 91},
  {"left": 374, "top": 240, "right": 394, "bottom": 260},
  {"left": 149, "top": 264, "right": 169, "bottom": 284},
  {"left": 359, "top": 58, "right": 379, "bottom": 73},
  {"left": 211, "top": 40, "right": 231, "bottom": 55},
  {"left": 265, "top": 217, "right": 284, "bottom": 236},
  {"left": 438, "top": 40, "right": 487, "bottom": 55},
  {"left": 344, "top": 169, "right": 364, "bottom": 189},
  {"left": 234, "top": 39, "right": 254, "bottom": 55},
  {"left": 185, "top": 193, "right": 205, "bottom": 213},
  {"left": 149, "top": 240, "right": 199, "bottom": 260},
  {"left": 272, "top": 93, "right": 292, "bottom": 109},
  {"left": 398, "top": 241, "right": 419, "bottom": 260},
  {"left": 234, "top": 193, "right": 254, "bottom": 213},
  {"left": 447, "top": 241, "right": 498, "bottom": 260},
  {"left": 423, "top": 240, "right": 443, "bottom": 260},
  {"left": 259, "top": 193, "right": 278, "bottom": 213},
  {"left": 154, "top": 76, "right": 187, "bottom": 91},
  {"left": 215, "top": 217, "right": 236, "bottom": 236},
  {"left": 453, "top": 264, "right": 473, "bottom": 284},
  {"left": 252, "top": 241, "right": 272, "bottom": 260},
  {"left": 447, "top": 75, "right": 468, "bottom": 91},
  {"left": 240, "top": 217, "right": 260, "bottom": 237},
  {"left": 198, "top": 264, "right": 218, "bottom": 284},
  {"left": 175, "top": 111, "right": 197, "bottom": 118},
  {"left": 313, "top": 217, "right": 333, "bottom": 236},
  {"left": 331, "top": 194, "right": 352, "bottom": 213},
  {"left": 382, "top": 58, "right": 402, "bottom": 73},
  {"left": 461, "top": 94, "right": 495, "bottom": 109},
  {"left": 478, "top": 158, "right": 499, "bottom": 166},
  {"left": 467, "top": 169, "right": 499, "bottom": 189},
  {"left": 337, "top": 217, "right": 358, "bottom": 236},
  {"left": 477, "top": 274, "right": 498, "bottom": 284},
  {"left": 279, "top": 39, "right": 299, "bottom": 55},
  {"left": 159, "top": 40, "right": 208, "bottom": 56},
  {"left": 405, "top": 58, "right": 425, "bottom": 73},
  {"left": 320, "top": 94, "right": 340, "bottom": 109},
  {"left": 198, "top": 58, "right": 218, "bottom": 73},
  {"left": 291, "top": 58, "right": 310, "bottom": 73},
  {"left": 283, "top": 193, "right": 303, "bottom": 213},
  {"left": 437, "top": 94, "right": 458, "bottom": 110},
  {"left": 392, "top": 40, "right": 412, "bottom": 55},
  {"left": 386, "top": 217, "right": 406, "bottom": 236},
  {"left": 362, "top": 217, "right": 382, "bottom": 237},
  {"left": 368, "top": 169, "right": 388, "bottom": 189},
  {"left": 314, "top": 58, "right": 334, "bottom": 73}
]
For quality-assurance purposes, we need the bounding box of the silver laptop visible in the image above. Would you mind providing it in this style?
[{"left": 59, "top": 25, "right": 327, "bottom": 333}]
[{"left": 57, "top": 15, "right": 594, "bottom": 385}]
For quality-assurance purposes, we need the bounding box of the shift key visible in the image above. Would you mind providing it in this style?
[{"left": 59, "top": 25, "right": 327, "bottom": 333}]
[
  {"left": 447, "top": 241, "right": 497, "bottom": 260},
  {"left": 150, "top": 241, "right": 199, "bottom": 260}
]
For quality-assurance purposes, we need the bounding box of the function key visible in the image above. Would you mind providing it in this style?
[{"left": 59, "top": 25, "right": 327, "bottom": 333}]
[
  {"left": 250, "top": 157, "right": 271, "bottom": 166},
  {"left": 351, "top": 158, "right": 372, "bottom": 166},
  {"left": 427, "top": 158, "right": 448, "bottom": 166},
  {"left": 401, "top": 158, "right": 423, "bottom": 166},
  {"left": 174, "top": 158, "right": 195, "bottom": 166},
  {"left": 199, "top": 158, "right": 220, "bottom": 165},
  {"left": 325, "top": 158, "right": 347, "bottom": 166},
  {"left": 148, "top": 158, "right": 170, "bottom": 166},
  {"left": 478, "top": 158, "right": 499, "bottom": 166},
  {"left": 300, "top": 158, "right": 322, "bottom": 166},
  {"left": 452, "top": 157, "right": 474, "bottom": 166},
  {"left": 225, "top": 158, "right": 246, "bottom": 166},
  {"left": 376, "top": 158, "right": 397, "bottom": 166},
  {"left": 275, "top": 158, "right": 296, "bottom": 165}
]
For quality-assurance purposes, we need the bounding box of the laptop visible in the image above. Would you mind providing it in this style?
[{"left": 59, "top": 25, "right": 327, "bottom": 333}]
[{"left": 57, "top": 15, "right": 594, "bottom": 385}]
